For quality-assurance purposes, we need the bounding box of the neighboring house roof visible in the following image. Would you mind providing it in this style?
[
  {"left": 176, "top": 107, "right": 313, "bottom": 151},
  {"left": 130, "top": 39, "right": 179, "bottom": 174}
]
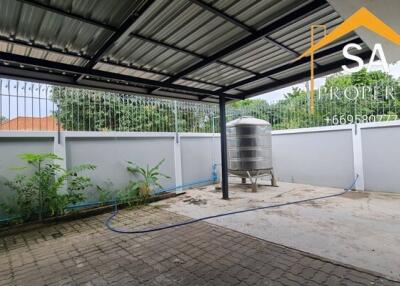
[{"left": 0, "top": 116, "right": 62, "bottom": 131}]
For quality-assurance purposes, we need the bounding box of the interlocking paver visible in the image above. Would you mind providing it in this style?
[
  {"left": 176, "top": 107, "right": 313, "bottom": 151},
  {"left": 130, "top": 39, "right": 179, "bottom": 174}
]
[{"left": 0, "top": 206, "right": 398, "bottom": 286}]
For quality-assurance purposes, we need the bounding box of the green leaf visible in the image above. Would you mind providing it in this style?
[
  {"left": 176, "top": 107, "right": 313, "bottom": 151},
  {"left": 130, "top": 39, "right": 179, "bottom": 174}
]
[{"left": 2, "top": 152, "right": 96, "bottom": 222}]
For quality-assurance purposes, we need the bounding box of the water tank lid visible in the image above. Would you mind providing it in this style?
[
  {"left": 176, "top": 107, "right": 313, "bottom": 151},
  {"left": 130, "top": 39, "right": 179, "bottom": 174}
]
[{"left": 227, "top": 116, "right": 270, "bottom": 127}]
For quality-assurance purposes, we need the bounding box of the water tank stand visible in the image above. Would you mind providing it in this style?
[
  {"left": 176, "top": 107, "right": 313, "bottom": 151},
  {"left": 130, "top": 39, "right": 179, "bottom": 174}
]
[
  {"left": 240, "top": 169, "right": 278, "bottom": 191},
  {"left": 270, "top": 169, "right": 278, "bottom": 187},
  {"left": 246, "top": 171, "right": 261, "bottom": 192}
]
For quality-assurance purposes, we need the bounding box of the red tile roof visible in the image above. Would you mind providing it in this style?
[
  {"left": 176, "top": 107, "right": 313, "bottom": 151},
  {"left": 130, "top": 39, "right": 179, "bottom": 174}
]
[{"left": 0, "top": 116, "right": 62, "bottom": 131}]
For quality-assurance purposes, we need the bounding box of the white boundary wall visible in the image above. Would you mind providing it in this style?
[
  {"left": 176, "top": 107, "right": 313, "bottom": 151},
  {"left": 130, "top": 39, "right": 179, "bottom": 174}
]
[
  {"left": 271, "top": 121, "right": 400, "bottom": 193},
  {"left": 1, "top": 120, "right": 400, "bottom": 194},
  {"left": 0, "top": 132, "right": 221, "bottom": 195},
  {"left": 272, "top": 126, "right": 355, "bottom": 189}
]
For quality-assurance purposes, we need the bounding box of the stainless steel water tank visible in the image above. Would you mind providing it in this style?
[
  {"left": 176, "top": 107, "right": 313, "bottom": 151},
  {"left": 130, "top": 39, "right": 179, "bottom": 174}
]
[{"left": 227, "top": 116, "right": 272, "bottom": 177}]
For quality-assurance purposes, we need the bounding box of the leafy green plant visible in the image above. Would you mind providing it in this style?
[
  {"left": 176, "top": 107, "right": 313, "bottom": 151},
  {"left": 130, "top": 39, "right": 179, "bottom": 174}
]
[
  {"left": 126, "top": 159, "right": 170, "bottom": 199},
  {"left": 1, "top": 153, "right": 96, "bottom": 221},
  {"left": 96, "top": 180, "right": 114, "bottom": 206},
  {"left": 116, "top": 186, "right": 139, "bottom": 206}
]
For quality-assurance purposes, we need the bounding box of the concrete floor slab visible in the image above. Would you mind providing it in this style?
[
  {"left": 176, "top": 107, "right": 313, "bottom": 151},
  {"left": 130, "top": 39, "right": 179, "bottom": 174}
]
[
  {"left": 152, "top": 180, "right": 400, "bottom": 281},
  {"left": 1, "top": 206, "right": 398, "bottom": 285}
]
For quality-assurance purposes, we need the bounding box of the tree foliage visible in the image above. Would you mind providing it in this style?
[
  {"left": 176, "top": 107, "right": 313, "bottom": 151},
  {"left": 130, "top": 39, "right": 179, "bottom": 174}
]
[
  {"left": 52, "top": 87, "right": 215, "bottom": 132},
  {"left": 232, "top": 69, "right": 400, "bottom": 129},
  {"left": 52, "top": 69, "right": 400, "bottom": 131}
]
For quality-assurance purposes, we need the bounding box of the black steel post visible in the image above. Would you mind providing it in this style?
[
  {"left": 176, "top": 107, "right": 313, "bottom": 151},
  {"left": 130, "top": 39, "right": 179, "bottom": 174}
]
[{"left": 219, "top": 96, "right": 229, "bottom": 199}]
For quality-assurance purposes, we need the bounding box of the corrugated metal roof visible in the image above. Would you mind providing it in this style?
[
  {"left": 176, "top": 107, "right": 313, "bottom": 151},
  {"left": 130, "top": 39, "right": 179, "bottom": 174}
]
[
  {"left": 0, "top": 0, "right": 371, "bottom": 101},
  {"left": 236, "top": 77, "right": 275, "bottom": 91},
  {"left": 0, "top": 40, "right": 87, "bottom": 66},
  {"left": 270, "top": 5, "right": 343, "bottom": 52},
  {"left": 221, "top": 39, "right": 289, "bottom": 73},
  {"left": 188, "top": 62, "right": 253, "bottom": 85},
  {"left": 95, "top": 62, "right": 166, "bottom": 81},
  {"left": 131, "top": 0, "right": 249, "bottom": 56},
  {"left": 0, "top": 1, "right": 110, "bottom": 55},
  {"left": 205, "top": 0, "right": 312, "bottom": 30},
  {"left": 107, "top": 36, "right": 199, "bottom": 74},
  {"left": 36, "top": 0, "right": 145, "bottom": 28},
  {"left": 218, "top": 4, "right": 344, "bottom": 76},
  {"left": 175, "top": 78, "right": 220, "bottom": 91}
]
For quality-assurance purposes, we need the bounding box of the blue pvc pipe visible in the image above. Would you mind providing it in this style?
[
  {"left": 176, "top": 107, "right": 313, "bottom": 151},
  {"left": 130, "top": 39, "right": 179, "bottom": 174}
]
[
  {"left": 67, "top": 177, "right": 215, "bottom": 210},
  {"left": 1, "top": 162, "right": 219, "bottom": 222},
  {"left": 154, "top": 177, "right": 215, "bottom": 193},
  {"left": 0, "top": 177, "right": 216, "bottom": 223},
  {"left": 0, "top": 216, "right": 21, "bottom": 223}
]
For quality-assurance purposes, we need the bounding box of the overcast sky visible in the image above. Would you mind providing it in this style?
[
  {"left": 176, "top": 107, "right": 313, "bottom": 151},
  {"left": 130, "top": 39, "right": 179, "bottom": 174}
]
[{"left": 255, "top": 61, "right": 400, "bottom": 103}]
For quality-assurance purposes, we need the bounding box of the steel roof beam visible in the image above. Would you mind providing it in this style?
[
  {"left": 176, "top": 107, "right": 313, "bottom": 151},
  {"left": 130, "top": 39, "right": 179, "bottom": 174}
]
[
  {"left": 103, "top": 58, "right": 228, "bottom": 88},
  {"left": 242, "top": 50, "right": 371, "bottom": 98},
  {"left": 130, "top": 33, "right": 257, "bottom": 75},
  {"left": 0, "top": 52, "right": 227, "bottom": 97},
  {"left": 95, "top": 58, "right": 228, "bottom": 89},
  {"left": 0, "top": 65, "right": 229, "bottom": 103},
  {"left": 167, "top": 0, "right": 328, "bottom": 84},
  {"left": 186, "top": 0, "right": 297, "bottom": 88},
  {"left": 130, "top": 33, "right": 201, "bottom": 59},
  {"left": 189, "top": 0, "right": 252, "bottom": 32},
  {"left": 0, "top": 35, "right": 229, "bottom": 90},
  {"left": 218, "top": 37, "right": 363, "bottom": 93},
  {"left": 0, "top": 35, "right": 92, "bottom": 59},
  {"left": 15, "top": 0, "right": 236, "bottom": 88},
  {"left": 15, "top": 0, "right": 117, "bottom": 31},
  {"left": 199, "top": 37, "right": 363, "bottom": 100},
  {"left": 77, "top": 0, "right": 157, "bottom": 81}
]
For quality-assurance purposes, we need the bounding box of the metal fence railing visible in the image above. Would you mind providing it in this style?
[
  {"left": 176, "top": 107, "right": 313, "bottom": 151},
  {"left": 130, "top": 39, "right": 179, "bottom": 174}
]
[
  {"left": 1, "top": 79, "right": 400, "bottom": 132},
  {"left": 0, "top": 80, "right": 57, "bottom": 131}
]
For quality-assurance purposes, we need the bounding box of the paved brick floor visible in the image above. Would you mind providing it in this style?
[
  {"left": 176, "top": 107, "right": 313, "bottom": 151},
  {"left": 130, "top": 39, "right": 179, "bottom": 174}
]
[{"left": 0, "top": 206, "right": 398, "bottom": 286}]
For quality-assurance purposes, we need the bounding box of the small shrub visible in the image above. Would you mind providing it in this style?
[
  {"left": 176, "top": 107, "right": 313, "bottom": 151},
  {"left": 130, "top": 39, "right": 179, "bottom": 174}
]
[
  {"left": 96, "top": 180, "right": 114, "bottom": 206},
  {"left": 116, "top": 185, "right": 140, "bottom": 207},
  {"left": 126, "top": 159, "right": 170, "bottom": 199},
  {"left": 1, "top": 153, "right": 96, "bottom": 221}
]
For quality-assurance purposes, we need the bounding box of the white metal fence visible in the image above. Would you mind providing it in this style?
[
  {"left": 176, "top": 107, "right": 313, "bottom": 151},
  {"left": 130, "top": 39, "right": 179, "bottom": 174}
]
[{"left": 1, "top": 79, "right": 400, "bottom": 132}]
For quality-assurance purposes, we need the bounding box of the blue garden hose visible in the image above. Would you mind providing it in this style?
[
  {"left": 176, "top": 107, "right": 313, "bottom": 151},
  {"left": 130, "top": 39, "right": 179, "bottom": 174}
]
[{"left": 105, "top": 175, "right": 359, "bottom": 234}]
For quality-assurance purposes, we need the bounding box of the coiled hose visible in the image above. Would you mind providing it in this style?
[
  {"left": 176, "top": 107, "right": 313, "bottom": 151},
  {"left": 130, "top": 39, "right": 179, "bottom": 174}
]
[{"left": 105, "top": 175, "right": 359, "bottom": 234}]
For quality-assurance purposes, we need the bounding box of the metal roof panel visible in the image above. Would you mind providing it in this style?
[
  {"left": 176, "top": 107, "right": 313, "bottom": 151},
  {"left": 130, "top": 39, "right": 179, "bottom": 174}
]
[{"left": 0, "top": 0, "right": 371, "bottom": 101}]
